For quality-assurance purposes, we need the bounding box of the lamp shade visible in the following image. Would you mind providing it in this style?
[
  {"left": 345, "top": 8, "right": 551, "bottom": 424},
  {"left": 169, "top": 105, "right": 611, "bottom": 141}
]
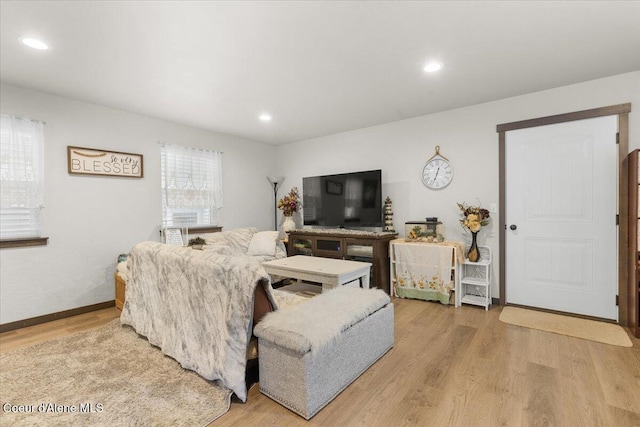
[{"left": 267, "top": 176, "right": 284, "bottom": 186}]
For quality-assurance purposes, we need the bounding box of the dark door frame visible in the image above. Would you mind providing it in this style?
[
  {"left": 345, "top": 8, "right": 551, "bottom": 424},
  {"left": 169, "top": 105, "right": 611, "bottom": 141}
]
[{"left": 497, "top": 103, "right": 631, "bottom": 324}]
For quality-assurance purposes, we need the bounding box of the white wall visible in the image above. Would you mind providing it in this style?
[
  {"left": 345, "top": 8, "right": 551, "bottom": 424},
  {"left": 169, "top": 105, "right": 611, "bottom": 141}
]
[
  {"left": 2, "top": 72, "right": 637, "bottom": 322},
  {"left": 276, "top": 71, "right": 640, "bottom": 299},
  {"left": 0, "top": 83, "right": 278, "bottom": 323}
]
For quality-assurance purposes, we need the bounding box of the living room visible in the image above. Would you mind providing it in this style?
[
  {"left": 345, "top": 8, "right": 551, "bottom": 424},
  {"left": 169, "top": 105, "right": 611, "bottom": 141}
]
[{"left": 1, "top": 1, "right": 639, "bottom": 425}]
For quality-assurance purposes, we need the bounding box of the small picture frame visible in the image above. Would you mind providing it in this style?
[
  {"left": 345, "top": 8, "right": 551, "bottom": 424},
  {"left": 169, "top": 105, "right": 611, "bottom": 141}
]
[{"left": 163, "top": 227, "right": 184, "bottom": 246}]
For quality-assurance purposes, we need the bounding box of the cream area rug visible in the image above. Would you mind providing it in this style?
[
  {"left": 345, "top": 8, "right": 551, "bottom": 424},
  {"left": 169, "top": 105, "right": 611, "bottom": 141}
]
[
  {"left": 499, "top": 306, "right": 633, "bottom": 347},
  {"left": 0, "top": 319, "right": 232, "bottom": 427}
]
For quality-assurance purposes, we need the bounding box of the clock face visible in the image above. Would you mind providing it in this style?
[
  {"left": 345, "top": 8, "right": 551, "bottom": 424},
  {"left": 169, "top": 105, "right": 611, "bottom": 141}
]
[{"left": 421, "top": 157, "right": 453, "bottom": 189}]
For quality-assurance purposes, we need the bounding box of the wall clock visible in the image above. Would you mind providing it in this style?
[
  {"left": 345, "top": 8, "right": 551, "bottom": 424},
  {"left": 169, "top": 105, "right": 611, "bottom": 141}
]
[{"left": 421, "top": 146, "right": 453, "bottom": 189}]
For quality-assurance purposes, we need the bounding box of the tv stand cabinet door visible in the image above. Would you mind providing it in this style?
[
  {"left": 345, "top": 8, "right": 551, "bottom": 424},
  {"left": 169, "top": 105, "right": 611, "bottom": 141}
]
[
  {"left": 345, "top": 238, "right": 390, "bottom": 294},
  {"left": 288, "top": 236, "right": 314, "bottom": 256},
  {"left": 314, "top": 237, "right": 344, "bottom": 259}
]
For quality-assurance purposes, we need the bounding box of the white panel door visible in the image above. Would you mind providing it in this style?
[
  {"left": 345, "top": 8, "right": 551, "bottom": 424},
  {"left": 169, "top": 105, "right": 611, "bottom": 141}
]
[{"left": 506, "top": 116, "right": 618, "bottom": 320}]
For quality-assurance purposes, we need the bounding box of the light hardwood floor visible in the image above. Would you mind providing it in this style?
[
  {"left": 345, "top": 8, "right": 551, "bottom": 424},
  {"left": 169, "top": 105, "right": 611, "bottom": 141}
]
[{"left": 1, "top": 300, "right": 639, "bottom": 426}]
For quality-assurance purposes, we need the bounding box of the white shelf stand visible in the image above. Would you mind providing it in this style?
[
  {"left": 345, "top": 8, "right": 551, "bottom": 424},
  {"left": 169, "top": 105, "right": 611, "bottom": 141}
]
[{"left": 460, "top": 246, "right": 492, "bottom": 310}]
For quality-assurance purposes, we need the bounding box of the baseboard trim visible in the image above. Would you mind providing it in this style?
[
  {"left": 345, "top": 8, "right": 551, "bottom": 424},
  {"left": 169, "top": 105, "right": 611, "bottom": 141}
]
[{"left": 0, "top": 300, "right": 115, "bottom": 333}]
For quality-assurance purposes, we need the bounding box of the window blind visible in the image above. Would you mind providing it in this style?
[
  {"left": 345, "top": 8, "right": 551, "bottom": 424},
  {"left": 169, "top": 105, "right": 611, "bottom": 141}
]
[
  {"left": 160, "top": 143, "right": 223, "bottom": 228},
  {"left": 0, "top": 114, "right": 45, "bottom": 239}
]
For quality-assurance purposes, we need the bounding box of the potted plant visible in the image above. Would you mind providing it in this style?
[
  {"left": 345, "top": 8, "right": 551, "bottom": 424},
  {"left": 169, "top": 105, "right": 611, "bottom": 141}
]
[{"left": 188, "top": 237, "right": 206, "bottom": 250}]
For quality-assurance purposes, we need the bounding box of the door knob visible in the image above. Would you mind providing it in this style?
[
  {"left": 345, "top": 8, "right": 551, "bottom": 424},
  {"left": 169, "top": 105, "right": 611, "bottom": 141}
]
[{"left": 510, "top": 224, "right": 517, "bottom": 230}]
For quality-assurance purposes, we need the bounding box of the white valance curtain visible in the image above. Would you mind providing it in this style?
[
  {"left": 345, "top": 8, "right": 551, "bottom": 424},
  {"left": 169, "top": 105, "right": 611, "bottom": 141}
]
[
  {"left": 160, "top": 143, "right": 223, "bottom": 209},
  {"left": 0, "top": 114, "right": 45, "bottom": 238}
]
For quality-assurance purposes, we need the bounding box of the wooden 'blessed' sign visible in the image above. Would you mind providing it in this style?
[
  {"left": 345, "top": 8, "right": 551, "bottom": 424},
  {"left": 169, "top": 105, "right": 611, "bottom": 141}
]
[{"left": 67, "top": 146, "right": 143, "bottom": 178}]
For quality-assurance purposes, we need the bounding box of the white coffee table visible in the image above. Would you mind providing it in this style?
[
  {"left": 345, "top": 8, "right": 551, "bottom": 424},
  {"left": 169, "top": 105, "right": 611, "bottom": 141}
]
[{"left": 262, "top": 255, "right": 372, "bottom": 292}]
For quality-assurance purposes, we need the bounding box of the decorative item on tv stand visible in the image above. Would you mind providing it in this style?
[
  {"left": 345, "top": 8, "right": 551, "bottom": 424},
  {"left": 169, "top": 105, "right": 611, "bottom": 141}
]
[
  {"left": 383, "top": 196, "right": 395, "bottom": 232},
  {"left": 278, "top": 186, "right": 301, "bottom": 236}
]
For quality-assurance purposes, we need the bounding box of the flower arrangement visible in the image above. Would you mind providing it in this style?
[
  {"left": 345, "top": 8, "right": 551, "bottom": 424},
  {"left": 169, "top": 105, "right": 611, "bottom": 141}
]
[
  {"left": 278, "top": 187, "right": 301, "bottom": 217},
  {"left": 457, "top": 202, "right": 490, "bottom": 233}
]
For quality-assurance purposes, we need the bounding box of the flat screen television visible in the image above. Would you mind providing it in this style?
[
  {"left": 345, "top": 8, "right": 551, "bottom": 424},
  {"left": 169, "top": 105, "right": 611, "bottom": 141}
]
[{"left": 302, "top": 169, "right": 382, "bottom": 229}]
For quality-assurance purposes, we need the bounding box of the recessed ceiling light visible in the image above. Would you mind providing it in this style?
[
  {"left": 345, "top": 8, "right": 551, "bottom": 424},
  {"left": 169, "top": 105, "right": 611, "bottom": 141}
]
[
  {"left": 259, "top": 114, "right": 272, "bottom": 122},
  {"left": 22, "top": 38, "right": 49, "bottom": 50},
  {"left": 423, "top": 62, "right": 442, "bottom": 73}
]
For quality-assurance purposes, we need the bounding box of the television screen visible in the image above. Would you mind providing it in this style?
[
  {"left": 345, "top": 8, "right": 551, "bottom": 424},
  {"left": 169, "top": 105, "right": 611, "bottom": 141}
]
[{"left": 302, "top": 169, "right": 382, "bottom": 228}]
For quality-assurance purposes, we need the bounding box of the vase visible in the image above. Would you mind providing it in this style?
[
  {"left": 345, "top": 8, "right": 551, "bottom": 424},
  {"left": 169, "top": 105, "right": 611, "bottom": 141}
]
[
  {"left": 467, "top": 231, "right": 480, "bottom": 262},
  {"left": 282, "top": 215, "right": 296, "bottom": 234}
]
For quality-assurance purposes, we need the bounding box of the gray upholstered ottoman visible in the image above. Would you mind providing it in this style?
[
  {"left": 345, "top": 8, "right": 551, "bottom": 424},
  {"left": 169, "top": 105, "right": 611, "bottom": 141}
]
[{"left": 254, "top": 286, "right": 394, "bottom": 419}]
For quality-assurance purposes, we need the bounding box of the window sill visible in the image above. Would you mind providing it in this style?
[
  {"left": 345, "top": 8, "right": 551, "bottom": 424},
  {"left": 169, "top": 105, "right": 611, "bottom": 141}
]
[
  {"left": 188, "top": 226, "right": 223, "bottom": 234},
  {"left": 160, "top": 226, "right": 223, "bottom": 236},
  {"left": 0, "top": 237, "right": 49, "bottom": 249}
]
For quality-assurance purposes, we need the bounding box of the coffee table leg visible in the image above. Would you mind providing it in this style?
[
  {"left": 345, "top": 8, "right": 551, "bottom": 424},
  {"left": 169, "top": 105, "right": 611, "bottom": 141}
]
[
  {"left": 322, "top": 283, "right": 337, "bottom": 292},
  {"left": 360, "top": 273, "right": 370, "bottom": 289}
]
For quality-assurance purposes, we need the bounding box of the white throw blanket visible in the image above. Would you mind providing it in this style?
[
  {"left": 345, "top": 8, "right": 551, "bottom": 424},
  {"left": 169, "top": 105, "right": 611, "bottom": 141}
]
[
  {"left": 254, "top": 286, "right": 390, "bottom": 355},
  {"left": 120, "top": 241, "right": 274, "bottom": 402}
]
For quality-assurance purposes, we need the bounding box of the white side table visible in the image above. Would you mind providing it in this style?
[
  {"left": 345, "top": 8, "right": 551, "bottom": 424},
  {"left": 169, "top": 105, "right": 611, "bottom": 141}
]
[{"left": 460, "top": 246, "right": 492, "bottom": 310}]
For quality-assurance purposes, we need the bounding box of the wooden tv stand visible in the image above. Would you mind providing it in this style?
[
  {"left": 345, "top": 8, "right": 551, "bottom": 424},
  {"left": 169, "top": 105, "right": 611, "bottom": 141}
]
[{"left": 287, "top": 229, "right": 397, "bottom": 294}]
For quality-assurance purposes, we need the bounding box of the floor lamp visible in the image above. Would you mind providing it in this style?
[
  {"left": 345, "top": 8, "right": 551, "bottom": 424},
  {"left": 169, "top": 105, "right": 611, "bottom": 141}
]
[{"left": 267, "top": 176, "right": 284, "bottom": 231}]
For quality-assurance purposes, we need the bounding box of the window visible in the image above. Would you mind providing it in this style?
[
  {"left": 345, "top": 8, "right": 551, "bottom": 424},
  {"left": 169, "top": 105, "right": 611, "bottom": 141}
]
[
  {"left": 0, "top": 114, "right": 45, "bottom": 239},
  {"left": 160, "top": 143, "right": 223, "bottom": 228}
]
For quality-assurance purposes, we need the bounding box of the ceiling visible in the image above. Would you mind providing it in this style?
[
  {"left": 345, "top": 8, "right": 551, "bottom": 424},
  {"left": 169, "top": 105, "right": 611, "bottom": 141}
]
[{"left": 1, "top": 1, "right": 639, "bottom": 145}]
